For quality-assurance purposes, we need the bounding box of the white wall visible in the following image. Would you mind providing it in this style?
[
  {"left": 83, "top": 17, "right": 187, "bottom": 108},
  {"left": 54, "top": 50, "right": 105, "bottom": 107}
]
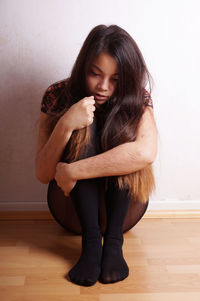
[{"left": 0, "top": 0, "right": 199, "bottom": 211}]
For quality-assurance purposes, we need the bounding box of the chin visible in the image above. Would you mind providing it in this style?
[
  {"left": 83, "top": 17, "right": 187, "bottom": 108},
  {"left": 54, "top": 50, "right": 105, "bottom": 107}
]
[{"left": 96, "top": 100, "right": 108, "bottom": 105}]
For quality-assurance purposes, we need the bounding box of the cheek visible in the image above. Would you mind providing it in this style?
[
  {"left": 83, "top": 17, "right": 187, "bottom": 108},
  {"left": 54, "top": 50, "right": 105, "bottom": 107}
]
[
  {"left": 111, "top": 83, "right": 117, "bottom": 95},
  {"left": 86, "top": 76, "right": 97, "bottom": 92}
]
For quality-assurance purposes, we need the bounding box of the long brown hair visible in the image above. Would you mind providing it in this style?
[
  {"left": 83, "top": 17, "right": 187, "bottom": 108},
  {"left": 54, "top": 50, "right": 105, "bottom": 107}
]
[{"left": 47, "top": 24, "right": 156, "bottom": 203}]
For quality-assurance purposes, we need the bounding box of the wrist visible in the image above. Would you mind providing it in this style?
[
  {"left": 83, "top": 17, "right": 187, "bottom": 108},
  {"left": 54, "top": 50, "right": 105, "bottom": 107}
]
[
  {"left": 56, "top": 117, "right": 73, "bottom": 136},
  {"left": 57, "top": 109, "right": 74, "bottom": 132},
  {"left": 68, "top": 161, "right": 80, "bottom": 181}
]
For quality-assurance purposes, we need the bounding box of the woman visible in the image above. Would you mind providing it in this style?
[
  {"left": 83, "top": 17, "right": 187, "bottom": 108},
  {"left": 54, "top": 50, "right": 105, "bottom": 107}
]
[{"left": 35, "top": 24, "right": 158, "bottom": 286}]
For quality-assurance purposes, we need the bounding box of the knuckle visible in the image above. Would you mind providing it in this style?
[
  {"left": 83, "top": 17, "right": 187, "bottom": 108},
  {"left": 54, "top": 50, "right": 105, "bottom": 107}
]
[
  {"left": 89, "top": 116, "right": 93, "bottom": 123},
  {"left": 81, "top": 98, "right": 86, "bottom": 106},
  {"left": 86, "top": 118, "right": 92, "bottom": 125},
  {"left": 85, "top": 109, "right": 90, "bottom": 116}
]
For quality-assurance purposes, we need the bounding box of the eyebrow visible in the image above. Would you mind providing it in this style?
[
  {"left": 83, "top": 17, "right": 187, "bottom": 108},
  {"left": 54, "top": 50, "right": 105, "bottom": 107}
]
[{"left": 92, "top": 64, "right": 119, "bottom": 76}]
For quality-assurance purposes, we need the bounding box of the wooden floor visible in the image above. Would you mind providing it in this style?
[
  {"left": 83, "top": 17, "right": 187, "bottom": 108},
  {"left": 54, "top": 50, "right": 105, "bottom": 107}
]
[{"left": 0, "top": 218, "right": 200, "bottom": 301}]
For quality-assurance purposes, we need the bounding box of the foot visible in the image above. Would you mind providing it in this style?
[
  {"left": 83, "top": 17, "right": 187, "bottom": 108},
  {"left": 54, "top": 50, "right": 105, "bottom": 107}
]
[
  {"left": 68, "top": 232, "right": 102, "bottom": 286},
  {"left": 99, "top": 237, "right": 129, "bottom": 284}
]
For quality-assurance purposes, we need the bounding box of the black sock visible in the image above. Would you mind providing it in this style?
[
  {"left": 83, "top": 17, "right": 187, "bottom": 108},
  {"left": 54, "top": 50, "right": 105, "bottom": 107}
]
[
  {"left": 68, "top": 178, "right": 102, "bottom": 286},
  {"left": 99, "top": 177, "right": 130, "bottom": 284},
  {"left": 100, "top": 235, "right": 129, "bottom": 283}
]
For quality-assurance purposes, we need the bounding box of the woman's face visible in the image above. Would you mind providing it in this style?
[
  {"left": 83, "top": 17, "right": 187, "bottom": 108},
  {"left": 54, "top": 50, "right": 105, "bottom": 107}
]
[{"left": 85, "top": 52, "right": 119, "bottom": 105}]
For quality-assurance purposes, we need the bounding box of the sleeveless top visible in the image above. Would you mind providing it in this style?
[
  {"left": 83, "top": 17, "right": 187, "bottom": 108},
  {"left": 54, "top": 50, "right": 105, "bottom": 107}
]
[{"left": 40, "top": 78, "right": 153, "bottom": 114}]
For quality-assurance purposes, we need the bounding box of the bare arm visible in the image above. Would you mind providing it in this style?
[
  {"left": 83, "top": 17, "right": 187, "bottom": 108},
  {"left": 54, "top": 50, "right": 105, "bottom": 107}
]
[
  {"left": 68, "top": 142, "right": 146, "bottom": 180},
  {"left": 35, "top": 96, "right": 96, "bottom": 184},
  {"left": 56, "top": 106, "right": 158, "bottom": 183},
  {"left": 35, "top": 112, "right": 73, "bottom": 183}
]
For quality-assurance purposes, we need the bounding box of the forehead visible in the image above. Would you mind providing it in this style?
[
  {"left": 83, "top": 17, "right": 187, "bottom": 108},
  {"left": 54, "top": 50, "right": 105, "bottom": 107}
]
[{"left": 92, "top": 52, "right": 118, "bottom": 75}]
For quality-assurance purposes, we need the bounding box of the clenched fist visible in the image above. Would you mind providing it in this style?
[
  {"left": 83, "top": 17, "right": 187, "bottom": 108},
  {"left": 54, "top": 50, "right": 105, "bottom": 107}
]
[
  {"left": 55, "top": 162, "right": 77, "bottom": 197},
  {"left": 60, "top": 96, "right": 96, "bottom": 132}
]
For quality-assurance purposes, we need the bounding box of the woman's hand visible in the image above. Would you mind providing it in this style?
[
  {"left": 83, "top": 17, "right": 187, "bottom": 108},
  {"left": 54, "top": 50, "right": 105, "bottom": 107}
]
[
  {"left": 59, "top": 96, "right": 96, "bottom": 132},
  {"left": 55, "top": 162, "right": 77, "bottom": 196}
]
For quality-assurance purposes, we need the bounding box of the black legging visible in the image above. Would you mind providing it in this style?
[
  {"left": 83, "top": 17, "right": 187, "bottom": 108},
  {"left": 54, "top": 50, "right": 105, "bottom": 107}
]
[{"left": 47, "top": 111, "right": 149, "bottom": 234}]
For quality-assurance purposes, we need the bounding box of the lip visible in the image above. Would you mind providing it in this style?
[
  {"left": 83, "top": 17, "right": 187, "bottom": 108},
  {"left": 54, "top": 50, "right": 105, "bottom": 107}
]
[{"left": 95, "top": 93, "right": 108, "bottom": 100}]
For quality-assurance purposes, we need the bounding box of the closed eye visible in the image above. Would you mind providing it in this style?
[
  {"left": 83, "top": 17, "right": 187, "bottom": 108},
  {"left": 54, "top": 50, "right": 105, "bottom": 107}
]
[
  {"left": 90, "top": 70, "right": 99, "bottom": 76},
  {"left": 90, "top": 70, "right": 118, "bottom": 81}
]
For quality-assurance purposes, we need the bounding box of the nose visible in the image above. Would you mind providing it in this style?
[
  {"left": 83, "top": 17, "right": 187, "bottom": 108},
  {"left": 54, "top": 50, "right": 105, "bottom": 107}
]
[{"left": 97, "top": 78, "right": 109, "bottom": 91}]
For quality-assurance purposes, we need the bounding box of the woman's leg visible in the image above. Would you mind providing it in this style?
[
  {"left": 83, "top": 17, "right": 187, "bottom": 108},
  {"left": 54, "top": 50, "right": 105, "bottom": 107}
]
[
  {"left": 47, "top": 177, "right": 149, "bottom": 235},
  {"left": 68, "top": 177, "right": 103, "bottom": 286},
  {"left": 47, "top": 115, "right": 102, "bottom": 235},
  {"left": 66, "top": 117, "right": 104, "bottom": 286},
  {"left": 99, "top": 176, "right": 149, "bottom": 283},
  {"left": 122, "top": 195, "right": 149, "bottom": 233}
]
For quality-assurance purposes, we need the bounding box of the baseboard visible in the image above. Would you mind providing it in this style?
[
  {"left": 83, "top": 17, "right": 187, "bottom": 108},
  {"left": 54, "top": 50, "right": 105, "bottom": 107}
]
[
  {"left": 147, "top": 200, "right": 200, "bottom": 210},
  {"left": 0, "top": 211, "right": 53, "bottom": 220},
  {"left": 144, "top": 210, "right": 200, "bottom": 218},
  {"left": 0, "top": 202, "right": 49, "bottom": 211},
  {"left": 0, "top": 200, "right": 200, "bottom": 212},
  {"left": 0, "top": 210, "right": 200, "bottom": 220}
]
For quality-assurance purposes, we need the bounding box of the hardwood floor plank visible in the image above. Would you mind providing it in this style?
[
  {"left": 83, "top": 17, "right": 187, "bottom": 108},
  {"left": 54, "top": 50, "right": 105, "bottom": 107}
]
[
  {"left": 166, "top": 265, "right": 200, "bottom": 274},
  {"left": 0, "top": 276, "right": 25, "bottom": 286},
  {"left": 99, "top": 292, "right": 200, "bottom": 301},
  {"left": 0, "top": 218, "right": 200, "bottom": 300}
]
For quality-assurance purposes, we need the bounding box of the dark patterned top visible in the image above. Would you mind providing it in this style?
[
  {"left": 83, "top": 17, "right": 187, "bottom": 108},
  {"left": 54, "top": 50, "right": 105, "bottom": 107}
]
[{"left": 40, "top": 79, "right": 153, "bottom": 114}]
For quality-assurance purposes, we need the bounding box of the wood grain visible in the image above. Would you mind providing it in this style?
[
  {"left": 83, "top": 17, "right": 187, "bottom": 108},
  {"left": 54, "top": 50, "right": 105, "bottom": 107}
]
[{"left": 0, "top": 218, "right": 200, "bottom": 300}]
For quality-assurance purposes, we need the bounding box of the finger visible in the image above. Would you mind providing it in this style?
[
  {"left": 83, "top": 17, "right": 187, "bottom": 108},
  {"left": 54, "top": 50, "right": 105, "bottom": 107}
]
[
  {"left": 87, "top": 116, "right": 93, "bottom": 126},
  {"left": 90, "top": 104, "right": 96, "bottom": 111},
  {"left": 88, "top": 104, "right": 96, "bottom": 112},
  {"left": 91, "top": 112, "right": 94, "bottom": 118},
  {"left": 86, "top": 98, "right": 95, "bottom": 105}
]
